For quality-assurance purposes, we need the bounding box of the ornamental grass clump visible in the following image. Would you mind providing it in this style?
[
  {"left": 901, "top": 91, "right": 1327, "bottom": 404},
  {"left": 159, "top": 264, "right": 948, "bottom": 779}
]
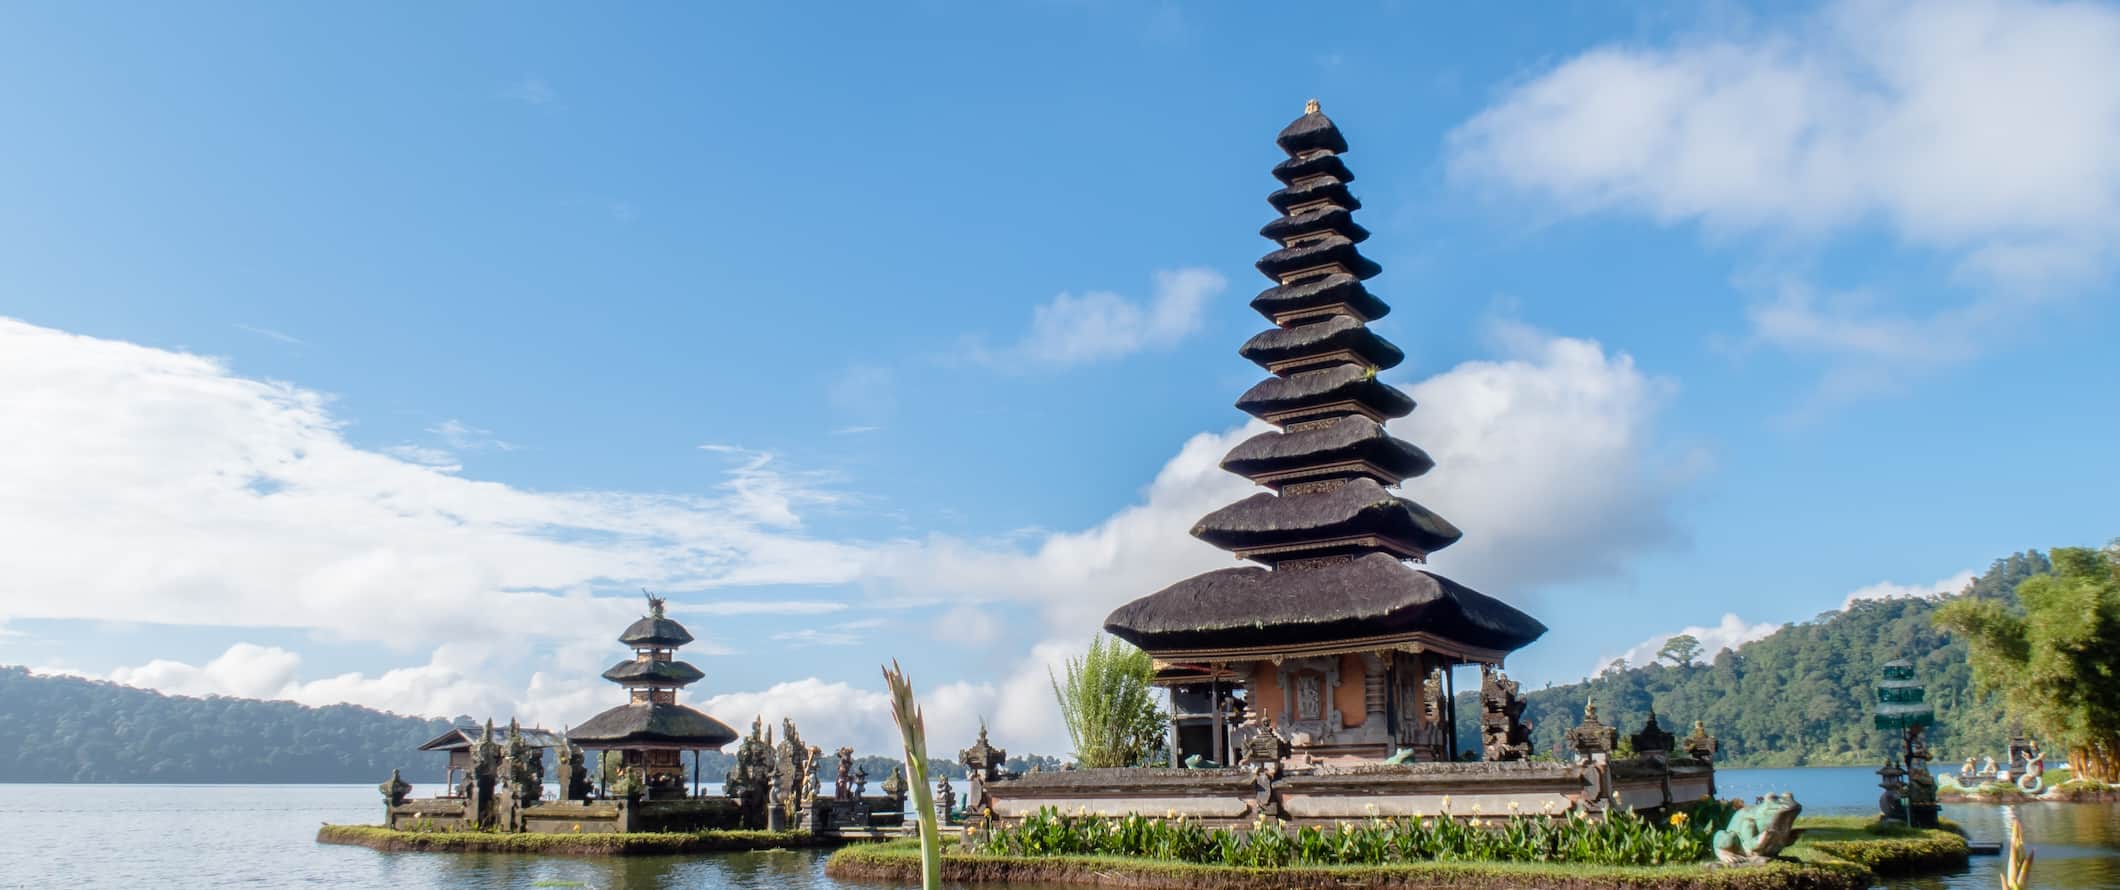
[{"left": 969, "top": 801, "right": 1728, "bottom": 868}]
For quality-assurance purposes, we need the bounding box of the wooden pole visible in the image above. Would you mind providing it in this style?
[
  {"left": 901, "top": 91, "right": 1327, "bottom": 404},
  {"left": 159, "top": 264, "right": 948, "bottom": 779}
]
[{"left": 1211, "top": 671, "right": 1225, "bottom": 766}]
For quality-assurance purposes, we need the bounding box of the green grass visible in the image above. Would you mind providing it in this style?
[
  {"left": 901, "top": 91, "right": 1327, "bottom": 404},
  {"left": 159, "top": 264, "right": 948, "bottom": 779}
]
[{"left": 315, "top": 824, "right": 840, "bottom": 856}]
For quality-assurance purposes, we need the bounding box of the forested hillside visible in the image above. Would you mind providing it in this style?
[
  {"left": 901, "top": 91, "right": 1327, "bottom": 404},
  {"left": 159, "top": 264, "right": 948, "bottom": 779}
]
[
  {"left": 1507, "top": 551, "right": 2052, "bottom": 766},
  {"left": 0, "top": 667, "right": 455, "bottom": 783}
]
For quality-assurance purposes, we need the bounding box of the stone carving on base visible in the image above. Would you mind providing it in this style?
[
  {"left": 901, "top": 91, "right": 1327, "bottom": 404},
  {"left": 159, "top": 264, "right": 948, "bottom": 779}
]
[
  {"left": 1712, "top": 793, "right": 1803, "bottom": 864},
  {"left": 1877, "top": 757, "right": 1908, "bottom": 821}
]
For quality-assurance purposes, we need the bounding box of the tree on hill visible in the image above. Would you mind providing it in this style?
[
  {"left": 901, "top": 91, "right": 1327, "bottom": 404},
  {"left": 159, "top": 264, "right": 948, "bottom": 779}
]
[
  {"left": 1936, "top": 544, "right": 2120, "bottom": 782},
  {"left": 1511, "top": 550, "right": 2053, "bottom": 767},
  {"left": 1656, "top": 634, "right": 1703, "bottom": 666}
]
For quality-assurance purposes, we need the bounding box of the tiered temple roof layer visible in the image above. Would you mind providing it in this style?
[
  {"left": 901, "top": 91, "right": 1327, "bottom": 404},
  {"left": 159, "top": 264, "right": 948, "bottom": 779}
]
[{"left": 1106, "top": 100, "right": 1544, "bottom": 664}]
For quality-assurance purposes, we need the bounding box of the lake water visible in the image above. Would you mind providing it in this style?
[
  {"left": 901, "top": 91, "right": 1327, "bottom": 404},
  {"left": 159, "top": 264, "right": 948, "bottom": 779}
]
[{"left": 0, "top": 769, "right": 2112, "bottom": 889}]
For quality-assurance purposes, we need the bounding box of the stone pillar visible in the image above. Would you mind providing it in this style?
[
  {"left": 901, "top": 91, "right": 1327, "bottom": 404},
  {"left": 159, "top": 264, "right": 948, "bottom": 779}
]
[{"left": 1359, "top": 653, "right": 1388, "bottom": 743}]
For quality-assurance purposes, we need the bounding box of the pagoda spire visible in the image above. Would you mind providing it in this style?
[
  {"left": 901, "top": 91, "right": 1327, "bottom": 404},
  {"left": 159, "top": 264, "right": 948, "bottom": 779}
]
[{"left": 1194, "top": 101, "right": 1460, "bottom": 567}]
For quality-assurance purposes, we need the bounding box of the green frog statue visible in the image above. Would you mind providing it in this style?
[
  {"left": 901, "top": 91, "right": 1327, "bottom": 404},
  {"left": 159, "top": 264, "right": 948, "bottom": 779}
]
[{"left": 1712, "top": 793, "right": 1803, "bottom": 864}]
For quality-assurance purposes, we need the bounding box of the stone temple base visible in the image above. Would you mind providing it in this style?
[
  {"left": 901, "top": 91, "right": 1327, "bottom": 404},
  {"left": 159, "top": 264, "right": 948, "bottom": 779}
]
[{"left": 975, "top": 757, "right": 1714, "bottom": 825}]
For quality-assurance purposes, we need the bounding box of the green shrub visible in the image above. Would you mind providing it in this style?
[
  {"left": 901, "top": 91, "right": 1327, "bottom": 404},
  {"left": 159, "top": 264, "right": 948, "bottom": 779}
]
[{"left": 969, "top": 803, "right": 1722, "bottom": 868}]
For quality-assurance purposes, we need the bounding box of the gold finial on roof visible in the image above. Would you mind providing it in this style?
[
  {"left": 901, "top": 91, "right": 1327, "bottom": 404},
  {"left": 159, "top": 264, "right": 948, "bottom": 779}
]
[{"left": 1305, "top": 98, "right": 1321, "bottom": 115}]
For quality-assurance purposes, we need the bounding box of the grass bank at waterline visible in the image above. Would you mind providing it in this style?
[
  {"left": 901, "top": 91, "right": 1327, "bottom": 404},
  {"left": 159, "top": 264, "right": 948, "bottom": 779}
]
[
  {"left": 826, "top": 819, "right": 1968, "bottom": 890},
  {"left": 316, "top": 824, "right": 842, "bottom": 856}
]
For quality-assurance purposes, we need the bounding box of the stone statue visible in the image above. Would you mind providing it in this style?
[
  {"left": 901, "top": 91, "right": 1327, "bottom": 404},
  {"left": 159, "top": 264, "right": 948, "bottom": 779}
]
[
  {"left": 502, "top": 719, "right": 543, "bottom": 806},
  {"left": 726, "top": 717, "right": 772, "bottom": 827},
  {"left": 557, "top": 742, "right": 592, "bottom": 802},
  {"left": 881, "top": 765, "right": 906, "bottom": 813},
  {"left": 468, "top": 719, "right": 501, "bottom": 826},
  {"left": 853, "top": 763, "right": 869, "bottom": 798},
  {"left": 773, "top": 722, "right": 810, "bottom": 826},
  {"left": 379, "top": 768, "right": 411, "bottom": 808},
  {"left": 1712, "top": 793, "right": 1803, "bottom": 864},
  {"left": 833, "top": 747, "right": 858, "bottom": 801},
  {"left": 935, "top": 773, "right": 956, "bottom": 824}
]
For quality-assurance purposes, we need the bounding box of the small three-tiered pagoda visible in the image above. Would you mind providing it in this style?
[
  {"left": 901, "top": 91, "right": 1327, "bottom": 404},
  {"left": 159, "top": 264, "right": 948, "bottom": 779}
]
[
  {"left": 1105, "top": 100, "right": 1547, "bottom": 765},
  {"left": 568, "top": 594, "right": 738, "bottom": 798}
]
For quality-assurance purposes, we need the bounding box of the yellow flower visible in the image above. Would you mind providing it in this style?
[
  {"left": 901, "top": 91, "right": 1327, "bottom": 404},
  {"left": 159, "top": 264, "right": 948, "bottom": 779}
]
[
  {"left": 1166, "top": 809, "right": 1177, "bottom": 820},
  {"left": 1669, "top": 812, "right": 1688, "bottom": 827}
]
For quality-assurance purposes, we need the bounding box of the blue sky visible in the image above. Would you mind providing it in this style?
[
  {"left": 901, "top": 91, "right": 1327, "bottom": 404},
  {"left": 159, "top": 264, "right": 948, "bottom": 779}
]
[{"left": 4, "top": 0, "right": 2118, "bottom": 756}]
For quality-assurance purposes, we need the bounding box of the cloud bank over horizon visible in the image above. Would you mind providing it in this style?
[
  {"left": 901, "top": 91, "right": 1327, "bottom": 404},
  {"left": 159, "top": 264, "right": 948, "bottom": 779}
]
[{"left": 3, "top": 312, "right": 1699, "bottom": 756}]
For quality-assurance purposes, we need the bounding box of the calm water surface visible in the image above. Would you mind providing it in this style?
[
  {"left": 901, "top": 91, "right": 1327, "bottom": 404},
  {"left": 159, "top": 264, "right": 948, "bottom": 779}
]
[{"left": 0, "top": 770, "right": 2112, "bottom": 889}]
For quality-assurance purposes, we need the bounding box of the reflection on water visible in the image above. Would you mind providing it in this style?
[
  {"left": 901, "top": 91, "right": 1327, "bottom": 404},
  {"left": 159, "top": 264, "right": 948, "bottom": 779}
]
[{"left": 0, "top": 775, "right": 2111, "bottom": 889}]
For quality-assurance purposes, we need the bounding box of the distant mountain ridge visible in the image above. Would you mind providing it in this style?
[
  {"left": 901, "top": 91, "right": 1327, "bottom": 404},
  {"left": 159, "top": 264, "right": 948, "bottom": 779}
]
[
  {"left": 0, "top": 666, "right": 455, "bottom": 783},
  {"left": 1496, "top": 551, "right": 2051, "bottom": 767}
]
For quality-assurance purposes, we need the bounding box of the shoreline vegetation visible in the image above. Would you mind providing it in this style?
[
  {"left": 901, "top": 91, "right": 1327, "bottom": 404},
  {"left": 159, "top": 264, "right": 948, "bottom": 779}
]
[
  {"left": 315, "top": 824, "right": 848, "bottom": 855},
  {"left": 825, "top": 816, "right": 1967, "bottom": 890}
]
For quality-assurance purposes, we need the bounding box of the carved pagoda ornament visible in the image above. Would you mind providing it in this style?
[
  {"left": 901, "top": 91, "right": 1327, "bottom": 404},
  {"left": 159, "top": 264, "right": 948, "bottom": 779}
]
[
  {"left": 961, "top": 724, "right": 1006, "bottom": 781},
  {"left": 1631, "top": 712, "right": 1675, "bottom": 757},
  {"left": 1567, "top": 701, "right": 1619, "bottom": 761},
  {"left": 1683, "top": 719, "right": 1719, "bottom": 762}
]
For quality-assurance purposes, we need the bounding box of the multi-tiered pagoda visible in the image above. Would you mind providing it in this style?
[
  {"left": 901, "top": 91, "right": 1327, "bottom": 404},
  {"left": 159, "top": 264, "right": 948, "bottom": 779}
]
[
  {"left": 568, "top": 594, "right": 738, "bottom": 798},
  {"left": 1105, "top": 101, "right": 1546, "bottom": 765}
]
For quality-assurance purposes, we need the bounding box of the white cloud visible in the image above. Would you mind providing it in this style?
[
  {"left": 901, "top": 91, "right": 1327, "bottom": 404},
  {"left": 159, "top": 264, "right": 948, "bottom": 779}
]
[
  {"left": 0, "top": 318, "right": 872, "bottom": 655},
  {"left": 234, "top": 324, "right": 306, "bottom": 347},
  {"left": 431, "top": 419, "right": 515, "bottom": 452},
  {"left": 1841, "top": 569, "right": 1977, "bottom": 610},
  {"left": 880, "top": 322, "right": 1685, "bottom": 635},
  {"left": 1599, "top": 613, "right": 1783, "bottom": 675},
  {"left": 978, "top": 267, "right": 1227, "bottom": 368},
  {"left": 383, "top": 444, "right": 461, "bottom": 471},
  {"left": 1595, "top": 567, "right": 1979, "bottom": 676},
  {"left": 770, "top": 618, "right": 888, "bottom": 648},
  {"left": 1449, "top": 0, "right": 2120, "bottom": 398},
  {"left": 702, "top": 639, "right": 1077, "bottom": 758}
]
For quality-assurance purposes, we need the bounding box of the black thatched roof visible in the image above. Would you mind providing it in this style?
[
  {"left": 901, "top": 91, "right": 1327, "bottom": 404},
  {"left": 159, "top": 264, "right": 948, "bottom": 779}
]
[
  {"left": 417, "top": 725, "right": 568, "bottom": 752},
  {"left": 567, "top": 702, "right": 737, "bottom": 748},
  {"left": 1220, "top": 416, "right": 1433, "bottom": 483},
  {"left": 1235, "top": 364, "right": 1415, "bottom": 422},
  {"left": 1268, "top": 178, "right": 1361, "bottom": 215},
  {"left": 1192, "top": 477, "right": 1461, "bottom": 557},
  {"left": 1272, "top": 151, "right": 1353, "bottom": 186},
  {"left": 1260, "top": 206, "right": 1369, "bottom": 244},
  {"left": 619, "top": 615, "right": 694, "bottom": 647},
  {"left": 1277, "top": 106, "right": 1349, "bottom": 155},
  {"left": 1256, "top": 236, "right": 1381, "bottom": 281},
  {"left": 600, "top": 659, "right": 706, "bottom": 686},
  {"left": 1250, "top": 273, "right": 1389, "bottom": 323},
  {"left": 1104, "top": 553, "right": 1546, "bottom": 654},
  {"left": 1239, "top": 315, "right": 1404, "bottom": 372}
]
